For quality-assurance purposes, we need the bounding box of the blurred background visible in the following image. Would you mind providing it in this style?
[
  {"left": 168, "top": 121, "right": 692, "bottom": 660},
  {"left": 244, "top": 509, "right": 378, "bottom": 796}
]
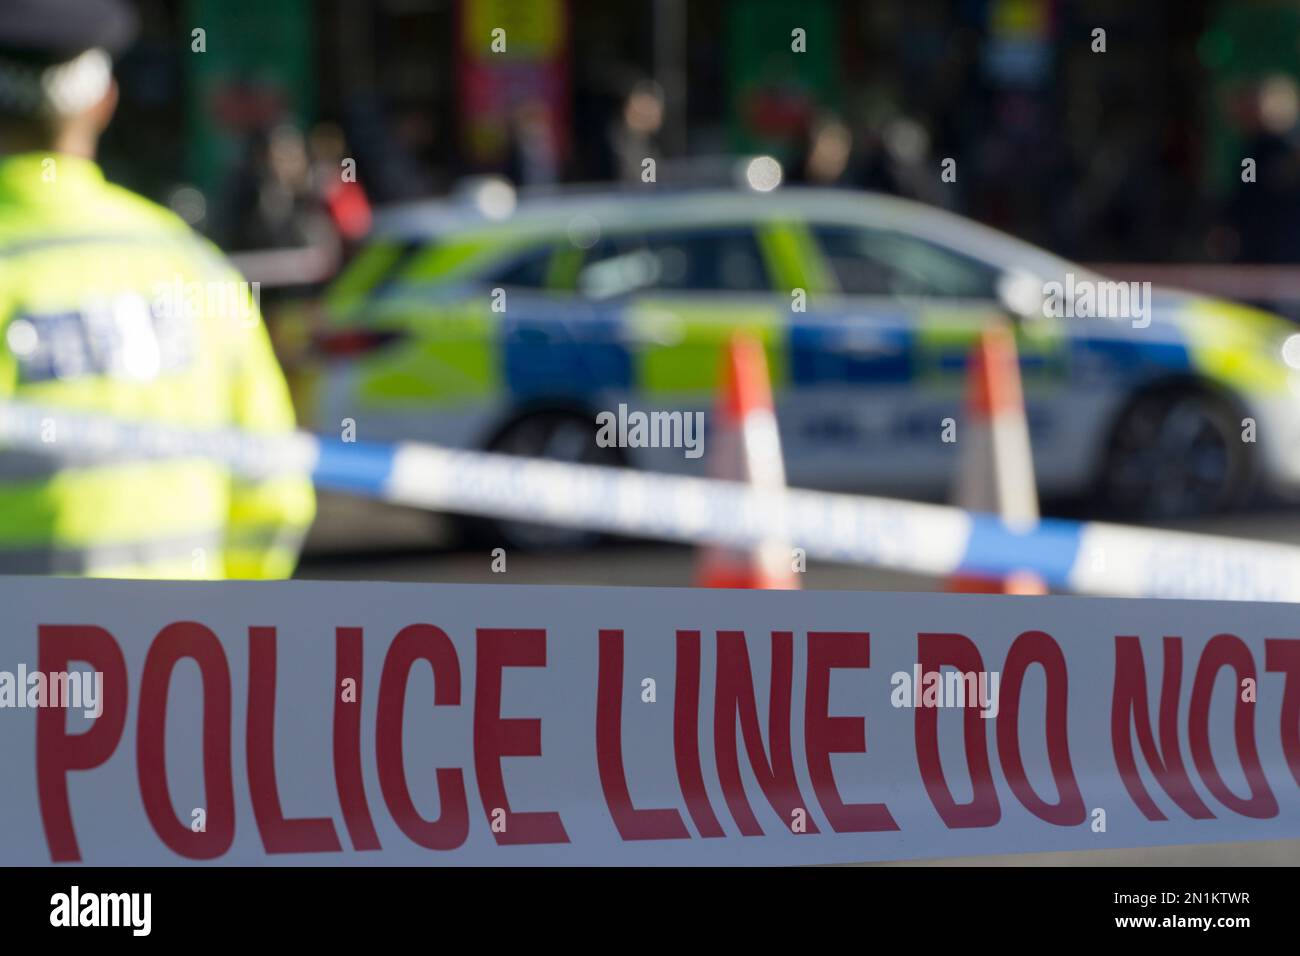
[
  {"left": 106, "top": 0, "right": 1300, "bottom": 268},
  {"left": 90, "top": 0, "right": 1300, "bottom": 585},
  {"left": 57, "top": 1, "right": 1300, "bottom": 867}
]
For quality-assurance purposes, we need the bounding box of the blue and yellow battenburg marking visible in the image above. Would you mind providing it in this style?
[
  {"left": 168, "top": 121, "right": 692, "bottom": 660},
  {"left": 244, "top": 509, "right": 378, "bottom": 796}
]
[{"left": 314, "top": 217, "right": 1282, "bottom": 424}]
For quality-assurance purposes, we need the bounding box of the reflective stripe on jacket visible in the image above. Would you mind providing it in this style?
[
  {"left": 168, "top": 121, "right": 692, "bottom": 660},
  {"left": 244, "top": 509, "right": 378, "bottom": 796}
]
[{"left": 0, "top": 152, "right": 315, "bottom": 579}]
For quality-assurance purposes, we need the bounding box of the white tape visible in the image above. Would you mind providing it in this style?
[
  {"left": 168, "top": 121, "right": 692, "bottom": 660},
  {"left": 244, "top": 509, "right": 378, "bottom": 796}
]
[
  {"left": 1071, "top": 524, "right": 1300, "bottom": 602},
  {"left": 388, "top": 443, "right": 972, "bottom": 575},
  {"left": 3, "top": 578, "right": 1298, "bottom": 865},
  {"left": 8, "top": 400, "right": 1300, "bottom": 601}
]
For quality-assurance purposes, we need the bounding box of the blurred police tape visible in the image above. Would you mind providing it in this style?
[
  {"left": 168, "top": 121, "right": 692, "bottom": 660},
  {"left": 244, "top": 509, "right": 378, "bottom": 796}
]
[{"left": 3, "top": 400, "right": 1300, "bottom": 602}]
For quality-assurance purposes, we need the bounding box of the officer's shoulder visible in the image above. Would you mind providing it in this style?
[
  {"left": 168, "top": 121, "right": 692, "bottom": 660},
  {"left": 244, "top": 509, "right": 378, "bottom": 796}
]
[
  {"left": 96, "top": 178, "right": 196, "bottom": 237},
  {"left": 99, "top": 178, "right": 238, "bottom": 275}
]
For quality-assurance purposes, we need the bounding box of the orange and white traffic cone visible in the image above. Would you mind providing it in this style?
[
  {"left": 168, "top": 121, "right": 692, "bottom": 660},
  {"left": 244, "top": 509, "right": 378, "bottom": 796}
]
[
  {"left": 695, "top": 334, "right": 799, "bottom": 589},
  {"left": 948, "top": 324, "right": 1048, "bottom": 595}
]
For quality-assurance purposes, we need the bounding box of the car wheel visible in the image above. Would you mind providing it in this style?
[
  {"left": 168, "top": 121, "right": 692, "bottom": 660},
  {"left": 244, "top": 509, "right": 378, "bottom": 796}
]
[
  {"left": 1099, "top": 388, "right": 1253, "bottom": 519},
  {"left": 472, "top": 409, "right": 623, "bottom": 551}
]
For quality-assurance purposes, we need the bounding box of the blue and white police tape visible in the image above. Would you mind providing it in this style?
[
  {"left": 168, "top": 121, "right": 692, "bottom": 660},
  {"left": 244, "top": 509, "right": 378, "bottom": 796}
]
[{"left": 2, "top": 400, "right": 1300, "bottom": 602}]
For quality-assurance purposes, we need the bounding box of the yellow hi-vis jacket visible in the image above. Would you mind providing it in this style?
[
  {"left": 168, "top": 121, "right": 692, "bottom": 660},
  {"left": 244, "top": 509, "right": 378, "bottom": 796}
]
[{"left": 0, "top": 152, "right": 316, "bottom": 578}]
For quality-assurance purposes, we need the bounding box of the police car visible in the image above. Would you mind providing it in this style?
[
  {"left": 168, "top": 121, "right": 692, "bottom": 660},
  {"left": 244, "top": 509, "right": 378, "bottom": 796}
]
[{"left": 299, "top": 182, "right": 1300, "bottom": 546}]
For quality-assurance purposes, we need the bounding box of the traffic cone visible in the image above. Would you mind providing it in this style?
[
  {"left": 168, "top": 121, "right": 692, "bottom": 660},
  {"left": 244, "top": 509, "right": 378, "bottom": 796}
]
[
  {"left": 695, "top": 334, "right": 799, "bottom": 589},
  {"left": 948, "top": 324, "right": 1048, "bottom": 595}
]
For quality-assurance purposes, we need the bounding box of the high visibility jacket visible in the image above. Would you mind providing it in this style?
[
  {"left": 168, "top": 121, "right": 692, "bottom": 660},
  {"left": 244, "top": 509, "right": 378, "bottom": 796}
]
[{"left": 0, "top": 152, "right": 315, "bottom": 578}]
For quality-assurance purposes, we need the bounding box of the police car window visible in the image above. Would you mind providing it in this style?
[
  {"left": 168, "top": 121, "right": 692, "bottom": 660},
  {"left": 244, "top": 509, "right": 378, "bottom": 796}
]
[
  {"left": 343, "top": 239, "right": 424, "bottom": 300},
  {"left": 484, "top": 245, "right": 555, "bottom": 289},
  {"left": 814, "top": 226, "right": 999, "bottom": 299},
  {"left": 577, "top": 228, "right": 769, "bottom": 299}
]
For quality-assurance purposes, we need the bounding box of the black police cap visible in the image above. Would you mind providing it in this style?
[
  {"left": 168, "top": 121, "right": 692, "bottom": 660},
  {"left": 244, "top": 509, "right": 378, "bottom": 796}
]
[{"left": 0, "top": 0, "right": 139, "bottom": 66}]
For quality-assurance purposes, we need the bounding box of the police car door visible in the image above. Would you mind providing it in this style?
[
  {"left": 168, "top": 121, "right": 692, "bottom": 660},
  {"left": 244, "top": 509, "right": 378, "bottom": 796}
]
[
  {"left": 575, "top": 224, "right": 783, "bottom": 475},
  {"left": 792, "top": 223, "right": 1015, "bottom": 496}
]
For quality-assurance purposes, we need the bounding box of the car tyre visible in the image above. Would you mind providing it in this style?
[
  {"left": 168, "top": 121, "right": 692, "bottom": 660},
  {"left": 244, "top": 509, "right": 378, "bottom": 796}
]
[{"left": 1098, "top": 387, "right": 1254, "bottom": 520}]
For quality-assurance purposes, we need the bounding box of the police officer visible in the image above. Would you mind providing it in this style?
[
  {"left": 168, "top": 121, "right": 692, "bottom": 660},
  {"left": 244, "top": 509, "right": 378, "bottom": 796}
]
[{"left": 0, "top": 0, "right": 315, "bottom": 578}]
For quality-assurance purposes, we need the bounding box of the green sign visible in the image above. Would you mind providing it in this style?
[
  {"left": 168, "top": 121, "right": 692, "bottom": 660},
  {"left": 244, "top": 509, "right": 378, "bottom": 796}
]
[
  {"left": 726, "top": 0, "right": 839, "bottom": 158},
  {"left": 185, "top": 0, "right": 315, "bottom": 195}
]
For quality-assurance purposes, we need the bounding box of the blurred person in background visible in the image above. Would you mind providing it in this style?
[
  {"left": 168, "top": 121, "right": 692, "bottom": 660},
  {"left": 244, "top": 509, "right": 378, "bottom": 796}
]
[
  {"left": 1226, "top": 74, "right": 1300, "bottom": 264},
  {"left": 504, "top": 98, "right": 561, "bottom": 189},
  {"left": 851, "top": 122, "right": 907, "bottom": 195},
  {"left": 335, "top": 97, "right": 439, "bottom": 204},
  {"left": 607, "top": 80, "right": 664, "bottom": 184},
  {"left": 788, "top": 115, "right": 855, "bottom": 186},
  {"left": 222, "top": 122, "right": 335, "bottom": 251},
  {"left": 309, "top": 122, "right": 371, "bottom": 246},
  {"left": 0, "top": 0, "right": 315, "bottom": 578}
]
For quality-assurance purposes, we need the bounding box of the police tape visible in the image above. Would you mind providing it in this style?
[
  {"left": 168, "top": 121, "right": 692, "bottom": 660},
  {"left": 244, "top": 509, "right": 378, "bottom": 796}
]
[
  {"left": 3, "top": 400, "right": 1300, "bottom": 602},
  {"left": 4, "top": 577, "right": 1300, "bottom": 865}
]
